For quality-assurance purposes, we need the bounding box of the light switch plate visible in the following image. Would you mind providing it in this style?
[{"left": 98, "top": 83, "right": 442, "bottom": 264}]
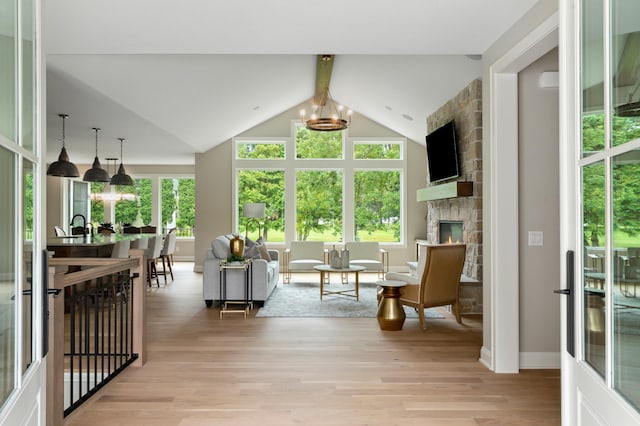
[{"left": 528, "top": 231, "right": 544, "bottom": 246}]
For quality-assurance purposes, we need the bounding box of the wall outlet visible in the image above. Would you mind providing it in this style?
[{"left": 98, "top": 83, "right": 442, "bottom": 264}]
[{"left": 528, "top": 231, "right": 543, "bottom": 246}]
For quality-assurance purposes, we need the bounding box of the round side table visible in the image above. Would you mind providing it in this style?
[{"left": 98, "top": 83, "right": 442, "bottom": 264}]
[{"left": 376, "top": 280, "right": 407, "bottom": 331}]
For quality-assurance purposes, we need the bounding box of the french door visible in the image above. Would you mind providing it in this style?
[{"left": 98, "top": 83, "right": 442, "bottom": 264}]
[
  {"left": 560, "top": 0, "right": 640, "bottom": 423},
  {"left": 0, "top": 0, "right": 47, "bottom": 424}
]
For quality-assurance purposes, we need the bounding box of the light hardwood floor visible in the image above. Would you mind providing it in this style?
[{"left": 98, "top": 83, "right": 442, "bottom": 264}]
[{"left": 65, "top": 263, "right": 560, "bottom": 426}]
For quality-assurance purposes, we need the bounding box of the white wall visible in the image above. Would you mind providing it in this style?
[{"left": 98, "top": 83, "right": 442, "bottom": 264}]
[
  {"left": 518, "top": 47, "right": 561, "bottom": 366},
  {"left": 194, "top": 101, "right": 427, "bottom": 272}
]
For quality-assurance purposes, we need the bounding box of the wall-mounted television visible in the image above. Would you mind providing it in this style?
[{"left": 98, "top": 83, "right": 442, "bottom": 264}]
[{"left": 426, "top": 120, "right": 459, "bottom": 183}]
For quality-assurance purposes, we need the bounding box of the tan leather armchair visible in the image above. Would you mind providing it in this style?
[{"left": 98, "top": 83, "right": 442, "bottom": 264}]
[{"left": 386, "top": 244, "right": 466, "bottom": 330}]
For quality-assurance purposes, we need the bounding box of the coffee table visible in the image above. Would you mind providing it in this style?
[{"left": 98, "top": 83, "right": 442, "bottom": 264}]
[{"left": 314, "top": 264, "right": 365, "bottom": 300}]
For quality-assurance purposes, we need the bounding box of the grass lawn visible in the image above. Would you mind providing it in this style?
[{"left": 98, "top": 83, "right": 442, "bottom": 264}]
[
  {"left": 590, "top": 230, "right": 640, "bottom": 248},
  {"left": 258, "top": 228, "right": 399, "bottom": 243}
]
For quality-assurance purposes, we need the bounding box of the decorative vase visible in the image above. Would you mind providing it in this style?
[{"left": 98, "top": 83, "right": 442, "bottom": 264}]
[
  {"left": 230, "top": 234, "right": 244, "bottom": 257},
  {"left": 341, "top": 249, "right": 349, "bottom": 269},
  {"left": 329, "top": 245, "right": 341, "bottom": 269}
]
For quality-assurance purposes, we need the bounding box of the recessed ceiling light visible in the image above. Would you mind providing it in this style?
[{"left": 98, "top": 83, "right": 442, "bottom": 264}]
[
  {"left": 402, "top": 114, "right": 413, "bottom": 121},
  {"left": 385, "top": 105, "right": 393, "bottom": 111},
  {"left": 253, "top": 105, "right": 260, "bottom": 111}
]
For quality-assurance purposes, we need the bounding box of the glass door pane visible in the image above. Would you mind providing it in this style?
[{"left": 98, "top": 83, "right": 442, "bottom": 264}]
[
  {"left": 582, "top": 160, "right": 606, "bottom": 377},
  {"left": 611, "top": 0, "right": 640, "bottom": 147},
  {"left": 611, "top": 144, "right": 640, "bottom": 411},
  {"left": 21, "top": 160, "right": 34, "bottom": 374},
  {"left": 0, "top": 146, "right": 16, "bottom": 403},
  {"left": 581, "top": 0, "right": 605, "bottom": 157},
  {"left": 610, "top": 0, "right": 640, "bottom": 408},
  {"left": 0, "top": 0, "right": 16, "bottom": 144},
  {"left": 21, "top": 0, "right": 36, "bottom": 153}
]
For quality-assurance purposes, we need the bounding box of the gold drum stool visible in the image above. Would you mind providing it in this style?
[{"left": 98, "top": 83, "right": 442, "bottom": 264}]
[{"left": 376, "top": 280, "right": 406, "bottom": 331}]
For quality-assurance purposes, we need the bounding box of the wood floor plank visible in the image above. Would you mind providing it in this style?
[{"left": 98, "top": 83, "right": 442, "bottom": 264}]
[{"left": 64, "top": 264, "right": 560, "bottom": 425}]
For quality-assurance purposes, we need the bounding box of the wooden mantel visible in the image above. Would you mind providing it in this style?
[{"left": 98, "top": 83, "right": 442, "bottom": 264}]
[{"left": 416, "top": 181, "right": 473, "bottom": 202}]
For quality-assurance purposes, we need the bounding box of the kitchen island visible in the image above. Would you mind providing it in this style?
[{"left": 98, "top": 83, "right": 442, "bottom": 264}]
[{"left": 47, "top": 233, "right": 152, "bottom": 258}]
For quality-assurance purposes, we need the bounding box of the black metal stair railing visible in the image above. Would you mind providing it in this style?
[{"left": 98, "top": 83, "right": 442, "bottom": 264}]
[{"left": 64, "top": 272, "right": 139, "bottom": 416}]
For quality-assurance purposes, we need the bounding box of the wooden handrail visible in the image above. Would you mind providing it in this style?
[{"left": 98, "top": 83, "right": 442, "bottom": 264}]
[
  {"left": 49, "top": 257, "right": 139, "bottom": 287},
  {"left": 47, "top": 249, "right": 146, "bottom": 426}
]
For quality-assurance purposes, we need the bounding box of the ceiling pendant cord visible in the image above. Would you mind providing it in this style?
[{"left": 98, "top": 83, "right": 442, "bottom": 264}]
[
  {"left": 47, "top": 113, "right": 80, "bottom": 177},
  {"left": 83, "top": 127, "right": 111, "bottom": 182},
  {"left": 110, "top": 138, "right": 134, "bottom": 186}
]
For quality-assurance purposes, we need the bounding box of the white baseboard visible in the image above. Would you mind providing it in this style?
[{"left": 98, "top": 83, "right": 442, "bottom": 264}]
[
  {"left": 479, "top": 346, "right": 492, "bottom": 370},
  {"left": 519, "top": 352, "right": 560, "bottom": 369},
  {"left": 173, "top": 255, "right": 194, "bottom": 262}
]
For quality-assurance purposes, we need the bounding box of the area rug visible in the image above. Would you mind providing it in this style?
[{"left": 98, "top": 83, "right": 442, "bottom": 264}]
[{"left": 256, "top": 281, "right": 446, "bottom": 319}]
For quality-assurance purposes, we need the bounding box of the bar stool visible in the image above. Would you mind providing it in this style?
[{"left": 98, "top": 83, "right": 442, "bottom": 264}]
[
  {"left": 144, "top": 235, "right": 163, "bottom": 287},
  {"left": 131, "top": 237, "right": 148, "bottom": 250},
  {"left": 159, "top": 230, "right": 177, "bottom": 283}
]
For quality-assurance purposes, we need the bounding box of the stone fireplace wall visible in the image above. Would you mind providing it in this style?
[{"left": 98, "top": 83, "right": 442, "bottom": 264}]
[{"left": 425, "top": 79, "right": 482, "bottom": 313}]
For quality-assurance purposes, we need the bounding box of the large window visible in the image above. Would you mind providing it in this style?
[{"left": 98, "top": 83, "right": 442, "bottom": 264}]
[
  {"left": 161, "top": 178, "right": 195, "bottom": 237},
  {"left": 296, "top": 170, "right": 343, "bottom": 241},
  {"left": 87, "top": 176, "right": 195, "bottom": 237},
  {"left": 237, "top": 170, "right": 285, "bottom": 242},
  {"left": 354, "top": 170, "right": 401, "bottom": 242},
  {"left": 296, "top": 127, "right": 342, "bottom": 159},
  {"left": 114, "top": 179, "right": 151, "bottom": 226},
  {"left": 234, "top": 125, "right": 405, "bottom": 244}
]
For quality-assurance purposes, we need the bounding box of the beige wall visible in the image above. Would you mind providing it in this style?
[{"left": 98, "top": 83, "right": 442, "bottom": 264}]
[
  {"left": 194, "top": 101, "right": 427, "bottom": 271},
  {"left": 518, "top": 47, "right": 560, "bottom": 354},
  {"left": 482, "top": 0, "right": 559, "bottom": 367}
]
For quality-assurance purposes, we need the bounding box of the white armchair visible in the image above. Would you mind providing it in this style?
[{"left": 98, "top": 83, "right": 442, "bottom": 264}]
[
  {"left": 345, "top": 241, "right": 388, "bottom": 279},
  {"left": 283, "top": 241, "right": 326, "bottom": 284}
]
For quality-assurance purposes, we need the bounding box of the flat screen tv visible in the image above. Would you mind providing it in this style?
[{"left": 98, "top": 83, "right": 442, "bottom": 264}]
[{"left": 426, "top": 120, "right": 459, "bottom": 183}]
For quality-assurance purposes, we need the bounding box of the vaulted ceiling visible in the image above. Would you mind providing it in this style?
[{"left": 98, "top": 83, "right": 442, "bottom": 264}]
[{"left": 45, "top": 0, "right": 539, "bottom": 165}]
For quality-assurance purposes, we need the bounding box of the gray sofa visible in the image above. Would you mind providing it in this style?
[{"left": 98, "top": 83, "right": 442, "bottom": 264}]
[{"left": 203, "top": 235, "right": 279, "bottom": 307}]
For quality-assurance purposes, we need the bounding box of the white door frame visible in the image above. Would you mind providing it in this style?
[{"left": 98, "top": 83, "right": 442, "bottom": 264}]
[
  {"left": 483, "top": 13, "right": 559, "bottom": 373},
  {"left": 0, "top": 0, "right": 47, "bottom": 423}
]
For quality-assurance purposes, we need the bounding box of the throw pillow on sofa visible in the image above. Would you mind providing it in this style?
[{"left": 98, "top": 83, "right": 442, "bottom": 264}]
[
  {"left": 243, "top": 236, "right": 262, "bottom": 259},
  {"left": 211, "top": 236, "right": 230, "bottom": 259}
]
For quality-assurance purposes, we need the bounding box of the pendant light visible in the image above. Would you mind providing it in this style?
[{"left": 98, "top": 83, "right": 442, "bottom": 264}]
[
  {"left": 82, "top": 127, "right": 110, "bottom": 182},
  {"left": 615, "top": 81, "right": 640, "bottom": 117},
  {"left": 299, "top": 55, "right": 352, "bottom": 132},
  {"left": 110, "top": 138, "right": 134, "bottom": 186},
  {"left": 47, "top": 114, "right": 79, "bottom": 177}
]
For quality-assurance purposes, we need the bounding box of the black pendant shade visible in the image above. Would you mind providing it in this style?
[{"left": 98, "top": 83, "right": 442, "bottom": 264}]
[
  {"left": 83, "top": 127, "right": 110, "bottom": 182},
  {"left": 83, "top": 156, "right": 111, "bottom": 182},
  {"left": 110, "top": 163, "right": 134, "bottom": 186},
  {"left": 110, "top": 138, "right": 134, "bottom": 186},
  {"left": 47, "top": 114, "right": 80, "bottom": 178},
  {"left": 615, "top": 101, "right": 640, "bottom": 117},
  {"left": 616, "top": 82, "right": 640, "bottom": 117},
  {"left": 47, "top": 146, "right": 80, "bottom": 177}
]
